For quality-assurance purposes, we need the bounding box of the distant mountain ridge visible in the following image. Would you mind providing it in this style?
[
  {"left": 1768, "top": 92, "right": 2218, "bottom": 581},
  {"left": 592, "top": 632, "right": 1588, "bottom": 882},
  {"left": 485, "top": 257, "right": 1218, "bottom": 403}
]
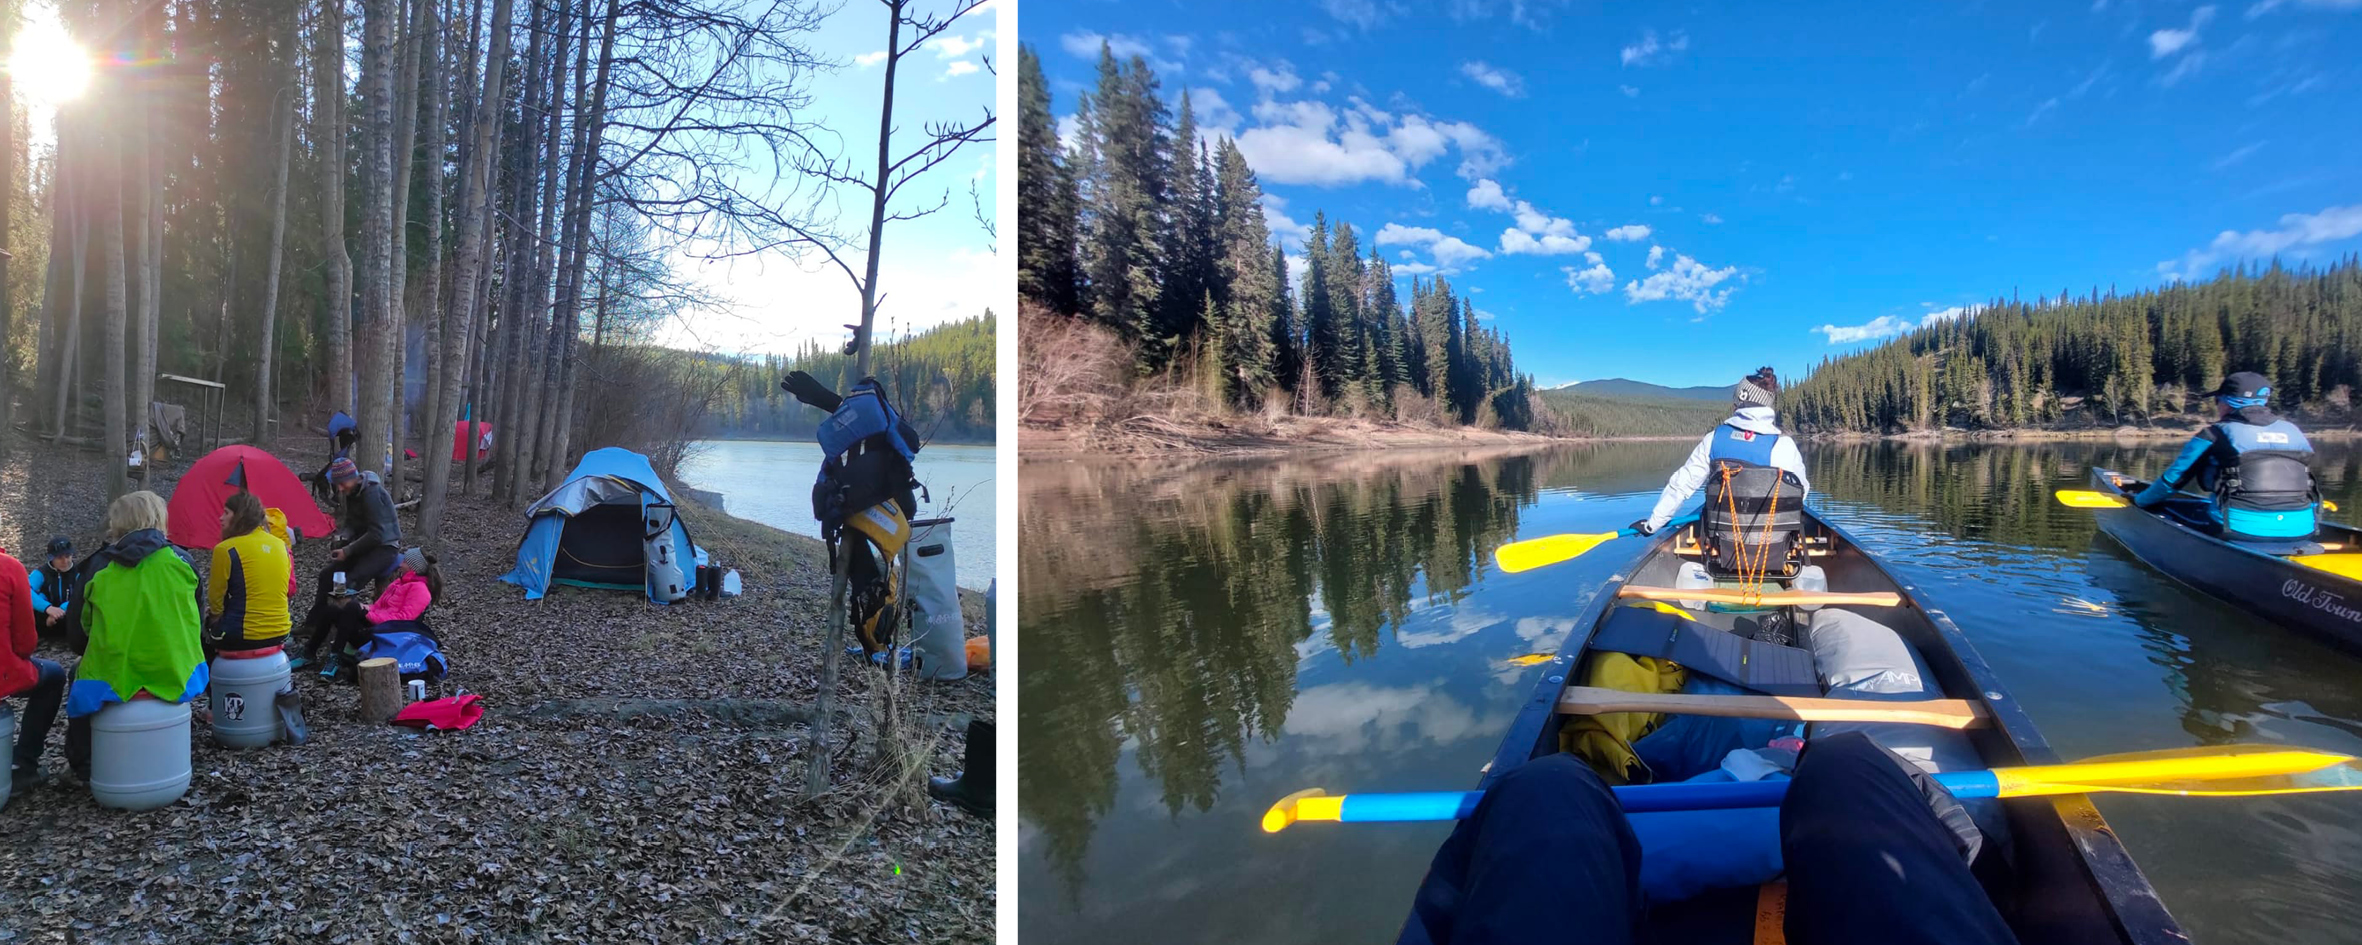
[{"left": 1557, "top": 378, "right": 1731, "bottom": 401}]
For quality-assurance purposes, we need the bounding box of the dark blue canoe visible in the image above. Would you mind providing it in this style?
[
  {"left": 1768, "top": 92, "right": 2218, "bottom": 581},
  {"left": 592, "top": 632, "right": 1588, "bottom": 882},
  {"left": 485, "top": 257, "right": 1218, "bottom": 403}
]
[
  {"left": 1465, "top": 508, "right": 2183, "bottom": 945},
  {"left": 2088, "top": 467, "right": 2362, "bottom": 653}
]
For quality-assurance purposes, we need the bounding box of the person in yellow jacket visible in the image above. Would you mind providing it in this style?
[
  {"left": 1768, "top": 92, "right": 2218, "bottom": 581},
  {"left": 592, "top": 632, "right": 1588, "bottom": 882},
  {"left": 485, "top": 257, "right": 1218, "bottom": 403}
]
[{"left": 206, "top": 491, "right": 293, "bottom": 656}]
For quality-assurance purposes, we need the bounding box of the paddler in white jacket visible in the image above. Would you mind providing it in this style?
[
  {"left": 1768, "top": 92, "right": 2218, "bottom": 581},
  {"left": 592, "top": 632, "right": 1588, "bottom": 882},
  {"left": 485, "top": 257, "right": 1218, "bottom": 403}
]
[{"left": 1631, "top": 367, "right": 1810, "bottom": 536}]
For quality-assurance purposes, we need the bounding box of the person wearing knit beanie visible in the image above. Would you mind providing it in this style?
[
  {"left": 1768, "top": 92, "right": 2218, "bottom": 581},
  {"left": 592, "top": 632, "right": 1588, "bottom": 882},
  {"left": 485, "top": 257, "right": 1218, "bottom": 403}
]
[{"left": 1633, "top": 366, "right": 1811, "bottom": 537}]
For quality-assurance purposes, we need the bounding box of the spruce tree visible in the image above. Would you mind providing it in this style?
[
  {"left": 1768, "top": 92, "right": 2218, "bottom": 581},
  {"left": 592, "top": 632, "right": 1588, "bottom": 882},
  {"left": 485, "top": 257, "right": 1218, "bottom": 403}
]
[{"left": 1017, "top": 45, "right": 1080, "bottom": 314}]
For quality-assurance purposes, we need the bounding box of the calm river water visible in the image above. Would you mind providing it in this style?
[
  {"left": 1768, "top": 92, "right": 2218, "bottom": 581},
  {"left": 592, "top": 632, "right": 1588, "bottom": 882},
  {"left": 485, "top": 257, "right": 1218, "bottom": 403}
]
[
  {"left": 1017, "top": 439, "right": 2362, "bottom": 944},
  {"left": 678, "top": 439, "right": 996, "bottom": 590}
]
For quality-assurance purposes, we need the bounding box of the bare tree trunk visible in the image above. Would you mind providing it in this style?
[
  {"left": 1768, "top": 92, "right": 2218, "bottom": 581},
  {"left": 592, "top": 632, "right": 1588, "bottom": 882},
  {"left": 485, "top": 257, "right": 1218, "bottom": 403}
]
[
  {"left": 34, "top": 125, "right": 66, "bottom": 429},
  {"left": 419, "top": 0, "right": 498, "bottom": 548},
  {"left": 132, "top": 36, "right": 158, "bottom": 486},
  {"left": 100, "top": 116, "right": 129, "bottom": 501},
  {"left": 255, "top": 18, "right": 299, "bottom": 447},
  {"left": 357, "top": 0, "right": 398, "bottom": 480},
  {"left": 504, "top": 0, "right": 571, "bottom": 503},
  {"left": 50, "top": 114, "right": 85, "bottom": 440},
  {"left": 809, "top": 2, "right": 903, "bottom": 800},
  {"left": 489, "top": 0, "right": 550, "bottom": 507},
  {"left": 385, "top": 0, "right": 425, "bottom": 491},
  {"left": 317, "top": 0, "right": 353, "bottom": 417},
  {"left": 541, "top": 0, "right": 613, "bottom": 491},
  {"left": 0, "top": 63, "right": 11, "bottom": 439}
]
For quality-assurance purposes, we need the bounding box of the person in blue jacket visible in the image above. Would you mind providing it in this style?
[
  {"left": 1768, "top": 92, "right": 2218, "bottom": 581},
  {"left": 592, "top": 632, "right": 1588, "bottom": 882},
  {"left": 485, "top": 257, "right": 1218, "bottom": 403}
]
[
  {"left": 2133, "top": 371, "right": 2319, "bottom": 542},
  {"left": 28, "top": 537, "right": 79, "bottom": 639}
]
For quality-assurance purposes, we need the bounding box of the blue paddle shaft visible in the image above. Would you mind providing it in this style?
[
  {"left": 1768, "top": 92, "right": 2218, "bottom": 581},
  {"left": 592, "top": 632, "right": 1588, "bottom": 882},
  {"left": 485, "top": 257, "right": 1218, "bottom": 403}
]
[
  {"left": 1329, "top": 770, "right": 2003, "bottom": 823},
  {"left": 1616, "top": 512, "right": 1701, "bottom": 539}
]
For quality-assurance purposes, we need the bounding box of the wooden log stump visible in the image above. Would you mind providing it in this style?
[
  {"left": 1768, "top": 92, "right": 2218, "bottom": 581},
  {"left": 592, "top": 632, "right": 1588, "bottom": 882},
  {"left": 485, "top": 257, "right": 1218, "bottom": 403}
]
[{"left": 358, "top": 658, "right": 406, "bottom": 722}]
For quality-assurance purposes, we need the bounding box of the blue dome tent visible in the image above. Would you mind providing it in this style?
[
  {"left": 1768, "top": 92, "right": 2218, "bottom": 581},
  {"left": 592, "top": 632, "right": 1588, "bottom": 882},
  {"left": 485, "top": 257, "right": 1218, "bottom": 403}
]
[{"left": 501, "top": 447, "right": 700, "bottom": 603}]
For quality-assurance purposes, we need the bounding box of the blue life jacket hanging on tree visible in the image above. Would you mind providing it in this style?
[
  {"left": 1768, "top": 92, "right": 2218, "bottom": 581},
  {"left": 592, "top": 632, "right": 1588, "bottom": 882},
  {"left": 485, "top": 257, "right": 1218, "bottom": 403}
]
[{"left": 784, "top": 371, "right": 924, "bottom": 657}]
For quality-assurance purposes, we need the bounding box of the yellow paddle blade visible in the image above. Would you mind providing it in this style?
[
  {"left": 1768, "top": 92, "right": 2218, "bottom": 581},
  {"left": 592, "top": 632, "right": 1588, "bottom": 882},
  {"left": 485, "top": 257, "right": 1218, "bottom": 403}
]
[
  {"left": 2294, "top": 554, "right": 2362, "bottom": 580},
  {"left": 1991, "top": 745, "right": 2358, "bottom": 798},
  {"left": 1262, "top": 789, "right": 1341, "bottom": 833},
  {"left": 1495, "top": 531, "right": 1619, "bottom": 574},
  {"left": 2054, "top": 489, "right": 2131, "bottom": 509},
  {"left": 2325, "top": 499, "right": 2341, "bottom": 512}
]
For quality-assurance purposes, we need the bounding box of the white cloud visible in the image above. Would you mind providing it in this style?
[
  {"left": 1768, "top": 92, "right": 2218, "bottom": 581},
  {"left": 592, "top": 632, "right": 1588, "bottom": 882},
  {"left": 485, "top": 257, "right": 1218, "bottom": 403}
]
[
  {"left": 1393, "top": 261, "right": 1440, "bottom": 275},
  {"left": 1624, "top": 251, "right": 1743, "bottom": 312},
  {"left": 2158, "top": 202, "right": 2362, "bottom": 279},
  {"left": 943, "top": 60, "right": 980, "bottom": 79},
  {"left": 1060, "top": 30, "right": 1154, "bottom": 62},
  {"left": 1500, "top": 229, "right": 1591, "bottom": 255},
  {"left": 1460, "top": 60, "right": 1525, "bottom": 96},
  {"left": 1619, "top": 84, "right": 1640, "bottom": 98},
  {"left": 1261, "top": 194, "right": 1313, "bottom": 250},
  {"left": 928, "top": 34, "right": 986, "bottom": 59},
  {"left": 853, "top": 50, "right": 887, "bottom": 68},
  {"left": 1319, "top": 0, "right": 1402, "bottom": 29},
  {"left": 1467, "top": 178, "right": 1511, "bottom": 211},
  {"left": 1250, "top": 62, "right": 1303, "bottom": 94},
  {"left": 2243, "top": 0, "right": 2349, "bottom": 16},
  {"left": 1649, "top": 195, "right": 1663, "bottom": 206},
  {"left": 1165, "top": 34, "right": 1194, "bottom": 55},
  {"left": 1509, "top": 200, "right": 1576, "bottom": 238},
  {"left": 1604, "top": 224, "right": 1650, "bottom": 242},
  {"left": 1226, "top": 85, "right": 1506, "bottom": 188},
  {"left": 2149, "top": 5, "right": 2215, "bottom": 58},
  {"left": 2159, "top": 51, "right": 2208, "bottom": 86},
  {"left": 1700, "top": 213, "right": 1724, "bottom": 224},
  {"left": 1191, "top": 87, "right": 1243, "bottom": 137},
  {"left": 2023, "top": 97, "right": 2061, "bottom": 127},
  {"left": 1814, "top": 305, "right": 1974, "bottom": 344},
  {"left": 1565, "top": 252, "right": 1615, "bottom": 294},
  {"left": 1645, "top": 245, "right": 1666, "bottom": 269},
  {"left": 1620, "top": 28, "right": 1689, "bottom": 66},
  {"left": 1282, "top": 682, "right": 1485, "bottom": 752},
  {"left": 1377, "top": 222, "right": 1494, "bottom": 268}
]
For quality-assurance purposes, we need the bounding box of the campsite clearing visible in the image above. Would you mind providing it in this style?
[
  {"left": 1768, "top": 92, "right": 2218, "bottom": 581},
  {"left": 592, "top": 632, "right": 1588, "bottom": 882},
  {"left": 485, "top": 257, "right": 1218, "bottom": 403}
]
[{"left": 0, "top": 429, "right": 994, "bottom": 942}]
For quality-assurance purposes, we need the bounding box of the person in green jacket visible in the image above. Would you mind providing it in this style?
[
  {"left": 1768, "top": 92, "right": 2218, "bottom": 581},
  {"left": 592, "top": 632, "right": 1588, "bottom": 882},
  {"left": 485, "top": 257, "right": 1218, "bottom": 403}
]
[{"left": 63, "top": 491, "right": 207, "bottom": 781}]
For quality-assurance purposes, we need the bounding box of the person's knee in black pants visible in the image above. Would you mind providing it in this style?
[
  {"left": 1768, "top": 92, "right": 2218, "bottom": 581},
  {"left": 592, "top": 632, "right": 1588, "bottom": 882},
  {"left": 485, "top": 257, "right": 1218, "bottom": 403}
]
[
  {"left": 1781, "top": 732, "right": 2018, "bottom": 945},
  {"left": 1400, "top": 753, "right": 1644, "bottom": 945},
  {"left": 9, "top": 657, "right": 67, "bottom": 779}
]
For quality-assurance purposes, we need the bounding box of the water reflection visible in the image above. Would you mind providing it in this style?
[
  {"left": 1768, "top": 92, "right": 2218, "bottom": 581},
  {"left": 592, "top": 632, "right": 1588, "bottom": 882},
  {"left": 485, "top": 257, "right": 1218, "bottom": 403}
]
[{"left": 1018, "top": 437, "right": 2362, "bottom": 945}]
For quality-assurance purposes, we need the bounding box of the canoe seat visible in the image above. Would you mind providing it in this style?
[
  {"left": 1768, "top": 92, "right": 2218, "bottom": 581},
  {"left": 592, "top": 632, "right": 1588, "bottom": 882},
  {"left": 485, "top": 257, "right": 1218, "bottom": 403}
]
[{"left": 1591, "top": 604, "right": 1820, "bottom": 696}]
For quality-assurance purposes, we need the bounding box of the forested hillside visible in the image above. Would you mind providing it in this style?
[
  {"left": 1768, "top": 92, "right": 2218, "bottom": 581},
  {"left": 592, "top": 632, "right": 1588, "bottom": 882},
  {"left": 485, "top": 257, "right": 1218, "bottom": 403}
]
[
  {"left": 1788, "top": 258, "right": 2362, "bottom": 433},
  {"left": 1019, "top": 43, "right": 1540, "bottom": 431},
  {"left": 703, "top": 314, "right": 995, "bottom": 443},
  {"left": 1536, "top": 389, "right": 1730, "bottom": 437}
]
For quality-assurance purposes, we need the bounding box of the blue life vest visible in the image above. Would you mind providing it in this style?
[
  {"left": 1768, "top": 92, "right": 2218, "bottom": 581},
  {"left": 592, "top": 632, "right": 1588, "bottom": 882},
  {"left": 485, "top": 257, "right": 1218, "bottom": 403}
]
[
  {"left": 1708, "top": 424, "right": 1779, "bottom": 467},
  {"left": 2205, "top": 417, "right": 2316, "bottom": 539},
  {"left": 818, "top": 380, "right": 917, "bottom": 462}
]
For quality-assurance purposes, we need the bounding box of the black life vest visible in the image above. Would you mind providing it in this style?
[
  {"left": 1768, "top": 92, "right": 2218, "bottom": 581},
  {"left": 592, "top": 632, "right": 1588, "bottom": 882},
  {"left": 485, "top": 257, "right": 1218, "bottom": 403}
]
[
  {"left": 2202, "top": 415, "right": 2316, "bottom": 514},
  {"left": 1699, "top": 425, "right": 1806, "bottom": 576}
]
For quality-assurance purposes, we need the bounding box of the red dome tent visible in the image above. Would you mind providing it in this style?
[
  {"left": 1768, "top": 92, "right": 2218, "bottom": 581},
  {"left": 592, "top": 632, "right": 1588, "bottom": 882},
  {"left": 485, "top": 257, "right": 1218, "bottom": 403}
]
[{"left": 166, "top": 445, "right": 337, "bottom": 550}]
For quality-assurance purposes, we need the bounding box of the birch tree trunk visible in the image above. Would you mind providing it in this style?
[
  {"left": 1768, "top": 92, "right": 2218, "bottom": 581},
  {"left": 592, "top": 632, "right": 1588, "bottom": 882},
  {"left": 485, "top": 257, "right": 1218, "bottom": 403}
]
[
  {"left": 503, "top": 0, "right": 570, "bottom": 504},
  {"left": 542, "top": 0, "right": 614, "bottom": 491},
  {"left": 316, "top": 0, "right": 352, "bottom": 416},
  {"left": 489, "top": 0, "right": 551, "bottom": 507},
  {"left": 384, "top": 0, "right": 424, "bottom": 490},
  {"left": 100, "top": 117, "right": 129, "bottom": 501},
  {"left": 255, "top": 20, "right": 298, "bottom": 447},
  {"left": 357, "top": 0, "right": 398, "bottom": 479},
  {"left": 420, "top": 0, "right": 507, "bottom": 548}
]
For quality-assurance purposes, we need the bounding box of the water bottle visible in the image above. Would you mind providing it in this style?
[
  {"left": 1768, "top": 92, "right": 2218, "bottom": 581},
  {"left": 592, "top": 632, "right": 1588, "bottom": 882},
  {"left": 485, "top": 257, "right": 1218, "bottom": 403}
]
[
  {"left": 407, "top": 680, "right": 426, "bottom": 702},
  {"left": 333, "top": 571, "right": 348, "bottom": 596}
]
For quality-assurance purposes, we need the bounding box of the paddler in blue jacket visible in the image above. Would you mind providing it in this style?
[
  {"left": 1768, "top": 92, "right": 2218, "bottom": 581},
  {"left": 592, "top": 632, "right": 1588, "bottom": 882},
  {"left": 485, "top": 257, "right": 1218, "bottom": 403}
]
[
  {"left": 1631, "top": 367, "right": 1810, "bottom": 537},
  {"left": 2133, "top": 371, "right": 2320, "bottom": 543}
]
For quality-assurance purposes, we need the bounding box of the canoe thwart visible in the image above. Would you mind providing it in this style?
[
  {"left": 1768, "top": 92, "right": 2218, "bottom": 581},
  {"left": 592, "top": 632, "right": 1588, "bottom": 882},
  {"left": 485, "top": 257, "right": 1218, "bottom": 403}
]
[
  {"left": 1555, "top": 686, "right": 1990, "bottom": 729},
  {"left": 1616, "top": 586, "right": 1904, "bottom": 607}
]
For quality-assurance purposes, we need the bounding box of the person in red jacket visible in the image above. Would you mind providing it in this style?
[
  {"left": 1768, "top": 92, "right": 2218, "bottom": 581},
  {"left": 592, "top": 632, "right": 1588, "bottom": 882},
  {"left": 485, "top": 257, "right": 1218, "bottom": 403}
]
[{"left": 0, "top": 543, "right": 62, "bottom": 787}]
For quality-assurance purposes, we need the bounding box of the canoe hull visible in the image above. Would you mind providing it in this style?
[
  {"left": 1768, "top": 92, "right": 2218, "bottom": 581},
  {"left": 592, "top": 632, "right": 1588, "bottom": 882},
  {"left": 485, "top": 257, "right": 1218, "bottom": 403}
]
[
  {"left": 2088, "top": 468, "right": 2362, "bottom": 653},
  {"left": 1477, "top": 508, "right": 2183, "bottom": 945}
]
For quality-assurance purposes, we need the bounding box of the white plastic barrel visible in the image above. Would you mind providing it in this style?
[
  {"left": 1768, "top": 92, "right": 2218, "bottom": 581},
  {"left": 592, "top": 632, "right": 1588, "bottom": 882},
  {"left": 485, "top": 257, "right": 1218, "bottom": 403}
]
[
  {"left": 209, "top": 650, "right": 289, "bottom": 748},
  {"left": 0, "top": 704, "right": 14, "bottom": 810},
  {"left": 90, "top": 698, "right": 192, "bottom": 811}
]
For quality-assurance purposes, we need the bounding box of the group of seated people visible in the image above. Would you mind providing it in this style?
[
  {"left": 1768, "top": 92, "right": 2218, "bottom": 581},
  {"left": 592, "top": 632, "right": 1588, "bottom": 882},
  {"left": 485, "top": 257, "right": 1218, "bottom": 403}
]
[{"left": 2, "top": 454, "right": 440, "bottom": 790}]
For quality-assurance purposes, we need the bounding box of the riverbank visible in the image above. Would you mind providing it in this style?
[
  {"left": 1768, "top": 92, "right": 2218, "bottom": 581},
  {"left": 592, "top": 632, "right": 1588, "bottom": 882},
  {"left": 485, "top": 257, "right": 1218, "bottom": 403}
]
[
  {"left": 1020, "top": 415, "right": 1577, "bottom": 458},
  {"left": 0, "top": 426, "right": 993, "bottom": 941}
]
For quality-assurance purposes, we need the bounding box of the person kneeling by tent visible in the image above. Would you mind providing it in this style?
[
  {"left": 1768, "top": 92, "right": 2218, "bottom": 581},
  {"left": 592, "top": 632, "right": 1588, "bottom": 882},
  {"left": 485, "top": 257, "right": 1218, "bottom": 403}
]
[
  {"left": 302, "top": 546, "right": 442, "bottom": 681},
  {"left": 295, "top": 457, "right": 401, "bottom": 668}
]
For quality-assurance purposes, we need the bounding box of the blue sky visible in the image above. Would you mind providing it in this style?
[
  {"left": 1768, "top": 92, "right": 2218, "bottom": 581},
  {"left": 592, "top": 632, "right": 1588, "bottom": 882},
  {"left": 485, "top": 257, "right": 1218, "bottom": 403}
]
[
  {"left": 666, "top": 0, "right": 999, "bottom": 355},
  {"left": 1025, "top": 0, "right": 2362, "bottom": 388}
]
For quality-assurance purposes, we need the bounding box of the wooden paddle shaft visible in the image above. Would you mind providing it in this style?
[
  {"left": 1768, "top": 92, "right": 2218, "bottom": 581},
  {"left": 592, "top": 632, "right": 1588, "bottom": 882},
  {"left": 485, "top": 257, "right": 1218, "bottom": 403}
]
[
  {"left": 1557, "top": 686, "right": 1988, "bottom": 729},
  {"left": 1617, "top": 586, "right": 1903, "bottom": 607}
]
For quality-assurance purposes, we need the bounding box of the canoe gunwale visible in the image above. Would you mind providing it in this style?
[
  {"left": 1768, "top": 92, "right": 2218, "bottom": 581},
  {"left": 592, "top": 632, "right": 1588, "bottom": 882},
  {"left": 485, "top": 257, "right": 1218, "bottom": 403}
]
[{"left": 1479, "top": 505, "right": 2185, "bottom": 945}]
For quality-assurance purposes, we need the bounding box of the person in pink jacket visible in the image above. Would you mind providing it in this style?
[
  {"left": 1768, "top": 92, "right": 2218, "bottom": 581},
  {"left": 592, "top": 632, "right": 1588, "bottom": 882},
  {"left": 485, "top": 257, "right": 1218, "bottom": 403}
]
[{"left": 302, "top": 547, "right": 442, "bottom": 680}]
